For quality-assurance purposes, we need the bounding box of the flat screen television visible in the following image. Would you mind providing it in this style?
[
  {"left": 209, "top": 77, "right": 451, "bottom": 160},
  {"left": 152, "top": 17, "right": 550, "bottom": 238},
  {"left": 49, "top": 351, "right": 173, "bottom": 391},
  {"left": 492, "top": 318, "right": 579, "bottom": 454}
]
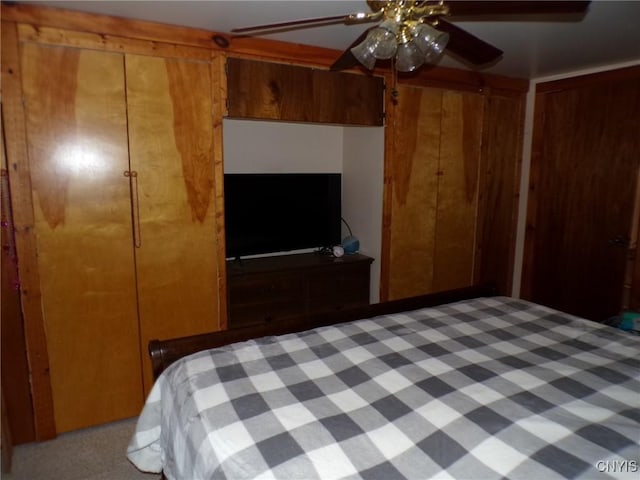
[{"left": 224, "top": 173, "right": 341, "bottom": 259}]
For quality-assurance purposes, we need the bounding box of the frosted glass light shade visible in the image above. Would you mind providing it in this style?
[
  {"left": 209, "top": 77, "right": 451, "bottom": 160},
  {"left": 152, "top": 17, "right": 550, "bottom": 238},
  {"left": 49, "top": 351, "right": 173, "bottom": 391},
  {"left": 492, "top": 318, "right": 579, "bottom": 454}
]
[
  {"left": 369, "top": 20, "right": 399, "bottom": 59},
  {"left": 396, "top": 41, "right": 424, "bottom": 72},
  {"left": 351, "top": 40, "right": 377, "bottom": 70},
  {"left": 413, "top": 23, "right": 449, "bottom": 63},
  {"left": 367, "top": 27, "right": 397, "bottom": 59},
  {"left": 351, "top": 24, "right": 398, "bottom": 69}
]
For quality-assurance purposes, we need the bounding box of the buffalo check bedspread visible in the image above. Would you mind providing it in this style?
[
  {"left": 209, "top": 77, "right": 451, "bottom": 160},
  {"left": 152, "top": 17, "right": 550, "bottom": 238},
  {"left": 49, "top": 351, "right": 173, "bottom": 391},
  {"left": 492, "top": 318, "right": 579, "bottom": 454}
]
[{"left": 128, "top": 297, "right": 640, "bottom": 479}]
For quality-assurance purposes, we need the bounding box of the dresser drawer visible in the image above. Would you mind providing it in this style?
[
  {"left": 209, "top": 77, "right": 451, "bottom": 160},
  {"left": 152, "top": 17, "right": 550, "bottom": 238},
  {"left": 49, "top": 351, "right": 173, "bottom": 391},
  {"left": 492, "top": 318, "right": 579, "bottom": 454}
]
[
  {"left": 226, "top": 253, "right": 373, "bottom": 330},
  {"left": 228, "top": 273, "right": 308, "bottom": 328},
  {"left": 229, "top": 274, "right": 304, "bottom": 305},
  {"left": 229, "top": 299, "right": 307, "bottom": 328},
  {"left": 308, "top": 263, "right": 370, "bottom": 311}
]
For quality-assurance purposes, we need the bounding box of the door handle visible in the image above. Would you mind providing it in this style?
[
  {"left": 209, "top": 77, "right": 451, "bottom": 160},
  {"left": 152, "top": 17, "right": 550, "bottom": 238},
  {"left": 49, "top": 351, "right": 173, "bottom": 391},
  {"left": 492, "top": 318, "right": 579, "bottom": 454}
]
[
  {"left": 608, "top": 235, "right": 630, "bottom": 247},
  {"left": 124, "top": 170, "right": 142, "bottom": 248}
]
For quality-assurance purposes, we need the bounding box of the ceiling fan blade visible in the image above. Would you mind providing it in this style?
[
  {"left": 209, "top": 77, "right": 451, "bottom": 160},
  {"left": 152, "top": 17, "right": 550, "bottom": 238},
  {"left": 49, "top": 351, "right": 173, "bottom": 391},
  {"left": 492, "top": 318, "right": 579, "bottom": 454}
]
[
  {"left": 446, "top": 1, "right": 591, "bottom": 17},
  {"left": 436, "top": 19, "right": 503, "bottom": 65},
  {"left": 330, "top": 29, "right": 371, "bottom": 71},
  {"left": 231, "top": 14, "right": 351, "bottom": 34}
]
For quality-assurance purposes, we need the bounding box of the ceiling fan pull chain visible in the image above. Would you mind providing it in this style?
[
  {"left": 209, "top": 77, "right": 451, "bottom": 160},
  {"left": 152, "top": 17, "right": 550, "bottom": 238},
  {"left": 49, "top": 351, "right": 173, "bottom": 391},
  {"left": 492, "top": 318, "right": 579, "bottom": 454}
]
[{"left": 391, "top": 56, "right": 399, "bottom": 104}]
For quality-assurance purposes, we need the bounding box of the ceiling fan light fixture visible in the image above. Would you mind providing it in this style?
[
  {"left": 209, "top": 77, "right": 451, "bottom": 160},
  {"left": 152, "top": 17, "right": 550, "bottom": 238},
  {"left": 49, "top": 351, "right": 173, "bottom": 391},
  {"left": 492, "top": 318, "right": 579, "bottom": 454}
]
[{"left": 412, "top": 23, "right": 449, "bottom": 63}]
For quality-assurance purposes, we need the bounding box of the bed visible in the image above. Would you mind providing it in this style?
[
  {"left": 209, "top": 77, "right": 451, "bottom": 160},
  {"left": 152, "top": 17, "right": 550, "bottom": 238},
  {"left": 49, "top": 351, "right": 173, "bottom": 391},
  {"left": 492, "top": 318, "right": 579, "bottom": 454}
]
[{"left": 127, "top": 285, "right": 639, "bottom": 480}]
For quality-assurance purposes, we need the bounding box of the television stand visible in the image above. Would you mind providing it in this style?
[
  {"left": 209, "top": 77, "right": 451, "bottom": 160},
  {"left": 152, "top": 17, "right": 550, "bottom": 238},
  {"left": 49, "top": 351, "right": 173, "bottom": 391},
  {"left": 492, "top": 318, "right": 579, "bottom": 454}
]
[{"left": 226, "top": 252, "right": 373, "bottom": 330}]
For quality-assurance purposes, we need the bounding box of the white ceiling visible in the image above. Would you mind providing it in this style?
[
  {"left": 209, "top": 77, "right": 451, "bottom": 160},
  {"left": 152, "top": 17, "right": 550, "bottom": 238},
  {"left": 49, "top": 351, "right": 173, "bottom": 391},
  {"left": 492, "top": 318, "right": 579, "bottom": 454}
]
[{"left": 26, "top": 0, "right": 640, "bottom": 79}]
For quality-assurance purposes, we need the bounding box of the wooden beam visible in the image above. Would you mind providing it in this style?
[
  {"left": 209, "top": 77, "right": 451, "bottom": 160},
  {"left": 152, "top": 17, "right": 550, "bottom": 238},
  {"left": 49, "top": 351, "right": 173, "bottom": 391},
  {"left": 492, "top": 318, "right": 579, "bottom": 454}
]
[
  {"left": 396, "top": 65, "right": 529, "bottom": 94},
  {"left": 1, "top": 2, "right": 340, "bottom": 68},
  {"left": 536, "top": 65, "right": 640, "bottom": 93},
  {"left": 211, "top": 54, "right": 229, "bottom": 330},
  {"left": 0, "top": 21, "right": 57, "bottom": 441},
  {"left": 2, "top": 1, "right": 529, "bottom": 92}
]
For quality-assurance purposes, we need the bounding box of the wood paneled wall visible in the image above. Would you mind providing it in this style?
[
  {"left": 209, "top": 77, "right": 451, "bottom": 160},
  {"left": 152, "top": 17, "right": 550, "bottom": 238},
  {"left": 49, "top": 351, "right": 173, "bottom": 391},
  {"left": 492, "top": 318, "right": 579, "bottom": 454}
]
[{"left": 1, "top": 1, "right": 528, "bottom": 439}]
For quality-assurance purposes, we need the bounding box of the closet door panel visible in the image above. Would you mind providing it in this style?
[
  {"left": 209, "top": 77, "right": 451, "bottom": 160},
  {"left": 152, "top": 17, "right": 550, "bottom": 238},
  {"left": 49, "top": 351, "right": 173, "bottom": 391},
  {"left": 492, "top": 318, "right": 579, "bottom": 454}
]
[
  {"left": 386, "top": 86, "right": 441, "bottom": 300},
  {"left": 433, "top": 91, "right": 484, "bottom": 291},
  {"left": 21, "top": 44, "right": 142, "bottom": 432},
  {"left": 125, "top": 54, "right": 220, "bottom": 393},
  {"left": 475, "top": 94, "right": 524, "bottom": 295}
]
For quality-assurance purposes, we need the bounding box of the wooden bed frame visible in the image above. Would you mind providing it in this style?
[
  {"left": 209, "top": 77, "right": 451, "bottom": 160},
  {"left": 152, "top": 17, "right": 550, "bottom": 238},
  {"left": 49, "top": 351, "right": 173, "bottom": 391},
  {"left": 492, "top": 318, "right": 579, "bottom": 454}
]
[{"left": 149, "top": 284, "right": 497, "bottom": 380}]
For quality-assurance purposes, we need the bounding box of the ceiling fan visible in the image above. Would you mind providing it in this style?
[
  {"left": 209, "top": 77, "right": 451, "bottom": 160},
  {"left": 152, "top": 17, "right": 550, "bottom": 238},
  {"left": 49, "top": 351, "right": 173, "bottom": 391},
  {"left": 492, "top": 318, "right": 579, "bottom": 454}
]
[{"left": 232, "top": 1, "right": 591, "bottom": 73}]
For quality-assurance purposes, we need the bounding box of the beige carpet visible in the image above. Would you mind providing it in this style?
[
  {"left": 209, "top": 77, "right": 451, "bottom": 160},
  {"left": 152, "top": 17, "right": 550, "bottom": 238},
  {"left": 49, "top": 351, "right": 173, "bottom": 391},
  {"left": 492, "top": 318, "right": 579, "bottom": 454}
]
[{"left": 1, "top": 417, "right": 160, "bottom": 480}]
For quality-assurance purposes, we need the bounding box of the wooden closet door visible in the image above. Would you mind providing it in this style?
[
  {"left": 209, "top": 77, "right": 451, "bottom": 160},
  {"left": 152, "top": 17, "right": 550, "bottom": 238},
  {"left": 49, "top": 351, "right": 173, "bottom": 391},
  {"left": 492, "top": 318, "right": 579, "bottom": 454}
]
[
  {"left": 21, "top": 44, "right": 142, "bottom": 432},
  {"left": 525, "top": 73, "right": 640, "bottom": 321},
  {"left": 385, "top": 85, "right": 441, "bottom": 300},
  {"left": 125, "top": 55, "right": 221, "bottom": 393},
  {"left": 432, "top": 91, "right": 484, "bottom": 291},
  {"left": 384, "top": 86, "right": 484, "bottom": 300},
  {"left": 475, "top": 94, "right": 524, "bottom": 295}
]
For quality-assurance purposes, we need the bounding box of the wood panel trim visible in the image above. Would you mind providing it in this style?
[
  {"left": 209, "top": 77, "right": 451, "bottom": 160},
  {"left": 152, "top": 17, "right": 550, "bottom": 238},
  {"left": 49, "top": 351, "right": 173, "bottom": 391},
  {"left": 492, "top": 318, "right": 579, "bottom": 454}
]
[
  {"left": 17, "top": 24, "right": 212, "bottom": 61},
  {"left": 519, "top": 92, "right": 547, "bottom": 300},
  {"left": 0, "top": 21, "right": 57, "bottom": 441},
  {"left": 397, "top": 67, "right": 530, "bottom": 94},
  {"left": 2, "top": 2, "right": 528, "bottom": 92},
  {"left": 626, "top": 167, "right": 640, "bottom": 311},
  {"left": 474, "top": 103, "right": 490, "bottom": 288},
  {"left": 211, "top": 54, "right": 228, "bottom": 330},
  {"left": 508, "top": 97, "right": 526, "bottom": 292},
  {"left": 379, "top": 72, "right": 396, "bottom": 302},
  {"left": 1, "top": 2, "right": 340, "bottom": 68},
  {"left": 3, "top": 2, "right": 223, "bottom": 50},
  {"left": 536, "top": 65, "right": 640, "bottom": 93},
  {"left": 632, "top": 211, "right": 640, "bottom": 310},
  {"left": 2, "top": 116, "right": 36, "bottom": 445},
  {"left": 1, "top": 389, "right": 12, "bottom": 471}
]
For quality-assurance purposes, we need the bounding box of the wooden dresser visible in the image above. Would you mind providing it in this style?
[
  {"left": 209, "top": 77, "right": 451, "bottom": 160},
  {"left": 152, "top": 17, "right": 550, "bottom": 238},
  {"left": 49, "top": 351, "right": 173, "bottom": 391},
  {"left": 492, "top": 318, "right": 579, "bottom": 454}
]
[{"left": 227, "top": 253, "right": 373, "bottom": 329}]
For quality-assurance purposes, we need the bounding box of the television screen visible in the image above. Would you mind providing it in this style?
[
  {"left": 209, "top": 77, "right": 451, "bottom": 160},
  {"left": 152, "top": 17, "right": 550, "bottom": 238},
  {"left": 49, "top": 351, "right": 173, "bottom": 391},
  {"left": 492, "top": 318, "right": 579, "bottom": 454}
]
[{"left": 224, "top": 173, "right": 341, "bottom": 258}]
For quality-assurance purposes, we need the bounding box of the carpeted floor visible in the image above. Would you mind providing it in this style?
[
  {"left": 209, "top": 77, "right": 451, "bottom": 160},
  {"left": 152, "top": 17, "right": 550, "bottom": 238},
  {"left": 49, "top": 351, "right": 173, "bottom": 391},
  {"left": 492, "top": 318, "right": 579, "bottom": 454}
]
[{"left": 1, "top": 417, "right": 160, "bottom": 480}]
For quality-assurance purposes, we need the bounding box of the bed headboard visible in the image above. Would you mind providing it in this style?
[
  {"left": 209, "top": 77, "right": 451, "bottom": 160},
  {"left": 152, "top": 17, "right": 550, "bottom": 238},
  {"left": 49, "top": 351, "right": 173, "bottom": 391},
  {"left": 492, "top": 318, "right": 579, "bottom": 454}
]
[{"left": 149, "top": 284, "right": 497, "bottom": 380}]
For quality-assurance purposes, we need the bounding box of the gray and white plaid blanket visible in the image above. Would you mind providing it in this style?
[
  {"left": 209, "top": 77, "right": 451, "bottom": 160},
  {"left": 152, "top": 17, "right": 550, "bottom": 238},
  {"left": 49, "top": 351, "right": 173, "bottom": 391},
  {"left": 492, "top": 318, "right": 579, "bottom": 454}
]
[{"left": 128, "top": 297, "right": 640, "bottom": 479}]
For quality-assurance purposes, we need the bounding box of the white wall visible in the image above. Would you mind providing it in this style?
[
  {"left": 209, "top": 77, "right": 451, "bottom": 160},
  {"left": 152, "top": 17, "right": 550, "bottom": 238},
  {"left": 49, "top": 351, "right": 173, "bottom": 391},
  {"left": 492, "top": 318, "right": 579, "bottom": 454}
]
[
  {"left": 343, "top": 128, "right": 385, "bottom": 303},
  {"left": 223, "top": 119, "right": 343, "bottom": 173},
  {"left": 223, "top": 119, "right": 385, "bottom": 303}
]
